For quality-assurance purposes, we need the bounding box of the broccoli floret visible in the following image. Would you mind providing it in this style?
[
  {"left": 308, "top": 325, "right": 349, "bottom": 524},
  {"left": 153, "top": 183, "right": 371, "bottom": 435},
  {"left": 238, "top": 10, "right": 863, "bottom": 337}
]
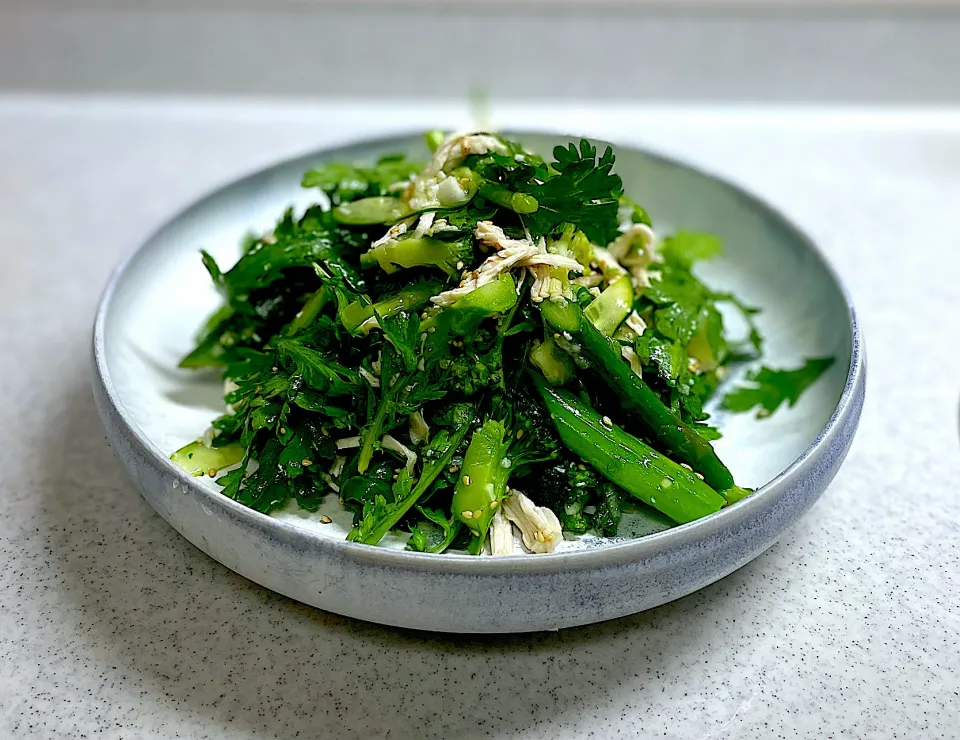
[
  {"left": 537, "top": 459, "right": 597, "bottom": 534},
  {"left": 593, "top": 482, "right": 623, "bottom": 537}
]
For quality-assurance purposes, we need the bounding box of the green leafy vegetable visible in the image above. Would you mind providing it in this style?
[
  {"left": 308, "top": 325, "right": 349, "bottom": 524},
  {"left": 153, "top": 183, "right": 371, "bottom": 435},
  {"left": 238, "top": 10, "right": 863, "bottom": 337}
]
[
  {"left": 722, "top": 357, "right": 836, "bottom": 417},
  {"left": 520, "top": 140, "right": 624, "bottom": 245},
  {"left": 175, "top": 130, "right": 835, "bottom": 556},
  {"left": 302, "top": 154, "right": 422, "bottom": 203}
]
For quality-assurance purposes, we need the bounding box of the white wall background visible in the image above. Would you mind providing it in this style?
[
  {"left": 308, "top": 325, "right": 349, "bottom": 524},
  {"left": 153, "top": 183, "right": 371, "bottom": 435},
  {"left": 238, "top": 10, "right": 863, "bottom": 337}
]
[{"left": 2, "top": 1, "right": 959, "bottom": 102}]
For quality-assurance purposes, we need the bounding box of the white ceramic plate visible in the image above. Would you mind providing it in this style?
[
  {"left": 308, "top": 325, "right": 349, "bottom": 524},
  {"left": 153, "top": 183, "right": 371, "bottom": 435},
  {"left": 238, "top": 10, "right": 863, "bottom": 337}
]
[{"left": 93, "top": 132, "right": 864, "bottom": 632}]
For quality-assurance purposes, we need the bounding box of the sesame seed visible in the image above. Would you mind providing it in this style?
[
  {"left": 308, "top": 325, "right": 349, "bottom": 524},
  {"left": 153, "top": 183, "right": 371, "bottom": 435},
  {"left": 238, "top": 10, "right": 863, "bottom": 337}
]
[
  {"left": 680, "top": 463, "right": 692, "bottom": 470},
  {"left": 428, "top": 326, "right": 437, "bottom": 333},
  {"left": 489, "top": 500, "right": 499, "bottom": 510},
  {"left": 448, "top": 465, "right": 460, "bottom": 474},
  {"left": 462, "top": 510, "right": 474, "bottom": 519},
  {"left": 319, "top": 515, "right": 333, "bottom": 524},
  {"left": 271, "top": 366, "right": 278, "bottom": 372},
  {"left": 601, "top": 416, "right": 613, "bottom": 427},
  {"left": 695, "top": 472, "right": 705, "bottom": 480},
  {"left": 456, "top": 261, "right": 464, "bottom": 270},
  {"left": 577, "top": 463, "right": 586, "bottom": 471},
  {"left": 302, "top": 459, "right": 313, "bottom": 466},
  {"left": 516, "top": 429, "right": 525, "bottom": 440},
  {"left": 206, "top": 468, "right": 217, "bottom": 477},
  {"left": 279, "top": 427, "right": 287, "bottom": 435},
  {"left": 462, "top": 475, "right": 471, "bottom": 485}
]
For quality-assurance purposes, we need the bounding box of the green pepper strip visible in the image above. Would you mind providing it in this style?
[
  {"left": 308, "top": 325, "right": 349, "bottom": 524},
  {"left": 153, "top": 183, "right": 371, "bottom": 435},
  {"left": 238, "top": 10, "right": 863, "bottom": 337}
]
[
  {"left": 540, "top": 300, "right": 736, "bottom": 492},
  {"left": 451, "top": 420, "right": 510, "bottom": 541},
  {"left": 532, "top": 374, "right": 725, "bottom": 524}
]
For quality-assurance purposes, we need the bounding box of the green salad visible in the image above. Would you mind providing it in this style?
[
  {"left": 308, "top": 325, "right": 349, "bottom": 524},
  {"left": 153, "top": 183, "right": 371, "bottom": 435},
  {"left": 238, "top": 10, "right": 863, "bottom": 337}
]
[{"left": 172, "top": 131, "right": 832, "bottom": 555}]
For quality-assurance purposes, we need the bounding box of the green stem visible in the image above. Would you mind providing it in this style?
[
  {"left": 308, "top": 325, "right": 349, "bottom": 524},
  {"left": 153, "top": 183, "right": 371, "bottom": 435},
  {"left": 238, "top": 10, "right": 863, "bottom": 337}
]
[
  {"left": 286, "top": 287, "right": 329, "bottom": 335},
  {"left": 532, "top": 374, "right": 725, "bottom": 524},
  {"left": 573, "top": 307, "right": 736, "bottom": 491},
  {"left": 478, "top": 183, "right": 539, "bottom": 214},
  {"left": 354, "top": 422, "right": 474, "bottom": 544}
]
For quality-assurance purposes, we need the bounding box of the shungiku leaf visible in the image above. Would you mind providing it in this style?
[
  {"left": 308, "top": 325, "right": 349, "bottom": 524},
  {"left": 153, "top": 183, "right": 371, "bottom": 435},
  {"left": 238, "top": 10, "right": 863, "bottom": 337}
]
[{"left": 722, "top": 357, "right": 836, "bottom": 417}]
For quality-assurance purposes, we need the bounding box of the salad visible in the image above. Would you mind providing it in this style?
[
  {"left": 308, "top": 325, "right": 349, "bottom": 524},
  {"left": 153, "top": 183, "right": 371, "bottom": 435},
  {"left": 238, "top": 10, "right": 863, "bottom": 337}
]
[{"left": 172, "top": 131, "right": 832, "bottom": 556}]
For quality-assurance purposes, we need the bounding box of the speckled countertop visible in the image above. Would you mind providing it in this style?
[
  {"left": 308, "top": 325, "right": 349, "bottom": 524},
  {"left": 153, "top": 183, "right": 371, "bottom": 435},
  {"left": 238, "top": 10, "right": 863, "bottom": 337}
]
[{"left": 1, "top": 96, "right": 958, "bottom": 739}]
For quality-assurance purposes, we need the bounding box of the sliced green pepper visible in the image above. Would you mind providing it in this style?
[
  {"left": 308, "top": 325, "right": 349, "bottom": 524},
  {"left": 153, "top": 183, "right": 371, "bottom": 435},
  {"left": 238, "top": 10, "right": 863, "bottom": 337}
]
[
  {"left": 532, "top": 375, "right": 726, "bottom": 524},
  {"left": 451, "top": 420, "right": 511, "bottom": 540},
  {"left": 171, "top": 440, "right": 244, "bottom": 477},
  {"left": 340, "top": 281, "right": 441, "bottom": 334},
  {"left": 333, "top": 196, "right": 413, "bottom": 225}
]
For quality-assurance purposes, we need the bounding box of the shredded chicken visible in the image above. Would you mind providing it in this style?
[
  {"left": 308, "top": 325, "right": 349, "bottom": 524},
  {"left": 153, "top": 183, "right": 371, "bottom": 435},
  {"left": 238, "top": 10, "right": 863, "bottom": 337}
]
[
  {"left": 611, "top": 224, "right": 661, "bottom": 289},
  {"left": 430, "top": 222, "right": 581, "bottom": 307},
  {"left": 475, "top": 220, "right": 535, "bottom": 252},
  {"left": 381, "top": 434, "right": 417, "bottom": 475},
  {"left": 621, "top": 345, "right": 644, "bottom": 377},
  {"left": 335, "top": 436, "right": 361, "bottom": 450},
  {"left": 502, "top": 490, "right": 563, "bottom": 553},
  {"left": 400, "top": 133, "right": 509, "bottom": 212},
  {"left": 625, "top": 311, "right": 648, "bottom": 337},
  {"left": 592, "top": 246, "right": 628, "bottom": 283},
  {"left": 408, "top": 410, "right": 430, "bottom": 446},
  {"left": 359, "top": 366, "right": 380, "bottom": 388},
  {"left": 413, "top": 211, "right": 436, "bottom": 239},
  {"left": 607, "top": 223, "right": 656, "bottom": 261},
  {"left": 371, "top": 217, "right": 414, "bottom": 249},
  {"left": 425, "top": 132, "right": 508, "bottom": 177},
  {"left": 319, "top": 472, "right": 340, "bottom": 493},
  {"left": 488, "top": 508, "right": 515, "bottom": 556},
  {"left": 329, "top": 455, "right": 346, "bottom": 479},
  {"left": 573, "top": 272, "right": 605, "bottom": 288},
  {"left": 429, "top": 217, "right": 458, "bottom": 235}
]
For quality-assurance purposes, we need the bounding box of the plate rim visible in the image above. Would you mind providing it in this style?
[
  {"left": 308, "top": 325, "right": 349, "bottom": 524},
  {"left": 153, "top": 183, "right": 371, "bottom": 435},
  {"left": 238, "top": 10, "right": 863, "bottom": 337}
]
[{"left": 91, "top": 129, "right": 865, "bottom": 575}]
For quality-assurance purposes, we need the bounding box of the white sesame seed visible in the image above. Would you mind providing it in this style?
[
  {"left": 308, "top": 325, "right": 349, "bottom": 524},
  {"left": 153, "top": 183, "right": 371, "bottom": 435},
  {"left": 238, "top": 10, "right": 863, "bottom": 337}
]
[
  {"left": 462, "top": 475, "right": 471, "bottom": 485},
  {"left": 601, "top": 416, "right": 613, "bottom": 427},
  {"left": 489, "top": 500, "right": 499, "bottom": 510},
  {"left": 680, "top": 463, "right": 692, "bottom": 470},
  {"left": 473, "top": 510, "right": 483, "bottom": 519},
  {"left": 319, "top": 515, "right": 333, "bottom": 524},
  {"left": 462, "top": 510, "right": 474, "bottom": 519},
  {"left": 302, "top": 459, "right": 313, "bottom": 466}
]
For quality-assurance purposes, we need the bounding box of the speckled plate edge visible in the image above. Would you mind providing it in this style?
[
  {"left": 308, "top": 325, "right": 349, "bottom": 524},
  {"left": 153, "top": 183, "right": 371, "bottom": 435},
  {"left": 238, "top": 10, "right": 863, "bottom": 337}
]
[{"left": 91, "top": 130, "right": 865, "bottom": 626}]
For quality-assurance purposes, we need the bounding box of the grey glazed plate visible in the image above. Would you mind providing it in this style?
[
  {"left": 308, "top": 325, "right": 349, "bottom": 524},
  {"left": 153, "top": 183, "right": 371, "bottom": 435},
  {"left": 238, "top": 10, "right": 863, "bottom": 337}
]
[{"left": 92, "top": 131, "right": 864, "bottom": 633}]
